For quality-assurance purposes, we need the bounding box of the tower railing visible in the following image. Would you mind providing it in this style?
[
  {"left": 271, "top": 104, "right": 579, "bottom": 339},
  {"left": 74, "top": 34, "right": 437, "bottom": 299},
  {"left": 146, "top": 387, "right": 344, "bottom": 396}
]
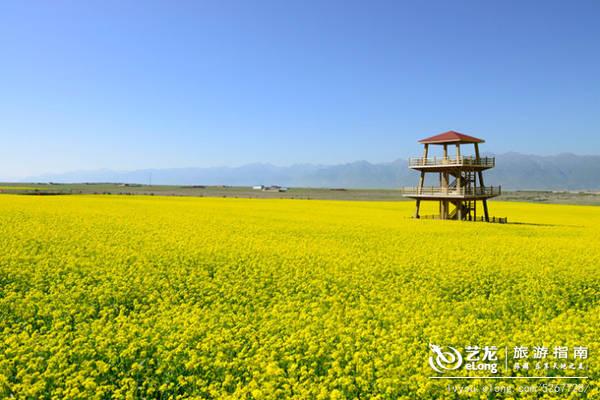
[
  {"left": 401, "top": 185, "right": 501, "bottom": 197},
  {"left": 408, "top": 156, "right": 495, "bottom": 168}
]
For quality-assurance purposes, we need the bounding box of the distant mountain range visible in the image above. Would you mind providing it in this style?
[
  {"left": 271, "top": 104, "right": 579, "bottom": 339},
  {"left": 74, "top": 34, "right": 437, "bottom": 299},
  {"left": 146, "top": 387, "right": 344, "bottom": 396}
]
[{"left": 20, "top": 153, "right": 600, "bottom": 190}]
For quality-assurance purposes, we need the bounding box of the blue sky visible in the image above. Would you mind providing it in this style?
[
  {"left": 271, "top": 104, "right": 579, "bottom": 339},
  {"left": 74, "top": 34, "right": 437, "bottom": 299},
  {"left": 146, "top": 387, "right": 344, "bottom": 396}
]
[{"left": 1, "top": 0, "right": 599, "bottom": 178}]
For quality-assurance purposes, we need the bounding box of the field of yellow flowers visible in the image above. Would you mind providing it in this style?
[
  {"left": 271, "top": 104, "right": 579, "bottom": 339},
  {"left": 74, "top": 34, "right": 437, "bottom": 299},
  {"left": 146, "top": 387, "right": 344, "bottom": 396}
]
[{"left": 0, "top": 194, "right": 598, "bottom": 399}]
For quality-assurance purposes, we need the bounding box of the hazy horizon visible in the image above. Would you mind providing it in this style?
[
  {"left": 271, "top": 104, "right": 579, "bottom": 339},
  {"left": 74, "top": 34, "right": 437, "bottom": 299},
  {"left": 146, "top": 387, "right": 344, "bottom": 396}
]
[
  {"left": 3, "top": 149, "right": 600, "bottom": 182},
  {"left": 4, "top": 152, "right": 600, "bottom": 191}
]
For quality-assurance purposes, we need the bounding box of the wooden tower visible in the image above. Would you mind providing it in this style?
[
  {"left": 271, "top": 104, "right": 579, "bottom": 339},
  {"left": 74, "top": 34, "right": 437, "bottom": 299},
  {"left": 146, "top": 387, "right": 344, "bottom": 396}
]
[{"left": 402, "top": 131, "right": 500, "bottom": 221}]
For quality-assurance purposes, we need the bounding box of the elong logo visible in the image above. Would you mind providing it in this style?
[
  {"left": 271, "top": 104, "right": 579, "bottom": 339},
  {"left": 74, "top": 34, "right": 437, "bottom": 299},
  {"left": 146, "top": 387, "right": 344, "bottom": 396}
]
[
  {"left": 428, "top": 344, "right": 502, "bottom": 374},
  {"left": 429, "top": 344, "right": 463, "bottom": 373}
]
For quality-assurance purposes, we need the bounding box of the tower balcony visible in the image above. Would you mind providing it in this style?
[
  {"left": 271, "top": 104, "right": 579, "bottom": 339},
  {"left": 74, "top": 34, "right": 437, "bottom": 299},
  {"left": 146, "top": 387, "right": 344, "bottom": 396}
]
[
  {"left": 401, "top": 185, "right": 501, "bottom": 199},
  {"left": 408, "top": 156, "right": 495, "bottom": 171}
]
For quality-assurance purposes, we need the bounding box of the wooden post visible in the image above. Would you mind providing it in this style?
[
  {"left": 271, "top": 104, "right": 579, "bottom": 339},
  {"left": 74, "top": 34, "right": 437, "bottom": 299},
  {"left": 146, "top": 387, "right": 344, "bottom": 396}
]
[
  {"left": 474, "top": 143, "right": 489, "bottom": 221},
  {"left": 439, "top": 172, "right": 442, "bottom": 216},
  {"left": 415, "top": 144, "right": 428, "bottom": 218},
  {"left": 455, "top": 144, "right": 464, "bottom": 220},
  {"left": 442, "top": 144, "right": 449, "bottom": 218}
]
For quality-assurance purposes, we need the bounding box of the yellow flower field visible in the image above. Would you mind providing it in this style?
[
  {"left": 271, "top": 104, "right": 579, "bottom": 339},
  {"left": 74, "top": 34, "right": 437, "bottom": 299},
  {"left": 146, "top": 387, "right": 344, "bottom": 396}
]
[{"left": 0, "top": 195, "right": 598, "bottom": 399}]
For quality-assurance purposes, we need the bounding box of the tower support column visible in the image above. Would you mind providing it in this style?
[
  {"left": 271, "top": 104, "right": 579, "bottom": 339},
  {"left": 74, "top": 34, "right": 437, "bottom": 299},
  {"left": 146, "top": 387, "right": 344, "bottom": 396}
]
[
  {"left": 414, "top": 144, "right": 429, "bottom": 218},
  {"left": 441, "top": 144, "right": 449, "bottom": 219},
  {"left": 474, "top": 143, "right": 490, "bottom": 222}
]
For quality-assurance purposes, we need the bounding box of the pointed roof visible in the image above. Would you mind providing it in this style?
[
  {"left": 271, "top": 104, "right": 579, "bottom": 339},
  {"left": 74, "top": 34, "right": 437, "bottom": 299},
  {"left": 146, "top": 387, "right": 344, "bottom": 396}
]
[{"left": 419, "top": 130, "right": 484, "bottom": 144}]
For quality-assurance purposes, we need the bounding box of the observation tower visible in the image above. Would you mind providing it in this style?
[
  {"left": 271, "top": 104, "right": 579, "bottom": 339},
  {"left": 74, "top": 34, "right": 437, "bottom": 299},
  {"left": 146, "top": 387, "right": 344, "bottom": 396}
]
[{"left": 402, "top": 130, "right": 501, "bottom": 221}]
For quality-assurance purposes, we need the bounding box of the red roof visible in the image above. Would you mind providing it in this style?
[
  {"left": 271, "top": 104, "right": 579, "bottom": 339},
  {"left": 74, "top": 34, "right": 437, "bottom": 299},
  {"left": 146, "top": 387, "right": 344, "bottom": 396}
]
[{"left": 419, "top": 130, "right": 484, "bottom": 144}]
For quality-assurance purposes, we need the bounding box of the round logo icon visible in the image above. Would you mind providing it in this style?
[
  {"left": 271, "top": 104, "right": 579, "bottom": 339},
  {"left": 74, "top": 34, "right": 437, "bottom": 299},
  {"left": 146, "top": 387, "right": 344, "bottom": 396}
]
[{"left": 429, "top": 344, "right": 463, "bottom": 373}]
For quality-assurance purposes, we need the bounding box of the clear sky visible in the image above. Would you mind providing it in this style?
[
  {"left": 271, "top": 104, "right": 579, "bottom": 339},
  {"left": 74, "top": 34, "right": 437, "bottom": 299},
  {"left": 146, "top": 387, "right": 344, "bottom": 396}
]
[{"left": 1, "top": 0, "right": 599, "bottom": 179}]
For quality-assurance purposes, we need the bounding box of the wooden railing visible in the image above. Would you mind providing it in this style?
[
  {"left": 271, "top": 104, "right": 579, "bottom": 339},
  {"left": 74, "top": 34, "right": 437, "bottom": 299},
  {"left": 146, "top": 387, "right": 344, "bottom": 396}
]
[
  {"left": 419, "top": 214, "right": 508, "bottom": 223},
  {"left": 408, "top": 156, "right": 495, "bottom": 167},
  {"left": 401, "top": 185, "right": 501, "bottom": 197}
]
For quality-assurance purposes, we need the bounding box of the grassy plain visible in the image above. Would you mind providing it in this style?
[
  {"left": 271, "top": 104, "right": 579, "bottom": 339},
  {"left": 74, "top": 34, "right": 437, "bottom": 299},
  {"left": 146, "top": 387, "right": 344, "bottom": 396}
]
[
  {"left": 2, "top": 182, "right": 600, "bottom": 205},
  {"left": 0, "top": 195, "right": 598, "bottom": 398}
]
